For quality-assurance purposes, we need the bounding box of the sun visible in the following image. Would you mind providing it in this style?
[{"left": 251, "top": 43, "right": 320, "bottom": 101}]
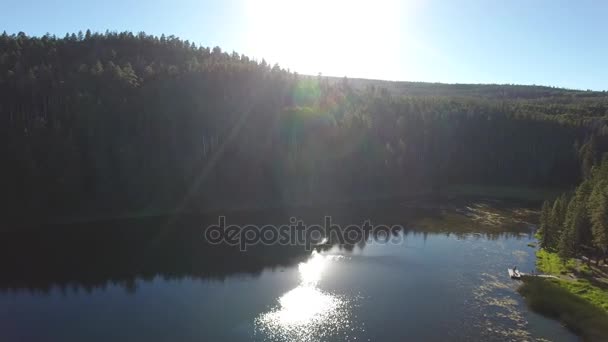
[{"left": 244, "top": 0, "right": 406, "bottom": 79}]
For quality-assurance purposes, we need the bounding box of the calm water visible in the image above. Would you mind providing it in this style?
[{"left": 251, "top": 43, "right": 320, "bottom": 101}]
[{"left": 0, "top": 202, "right": 577, "bottom": 341}]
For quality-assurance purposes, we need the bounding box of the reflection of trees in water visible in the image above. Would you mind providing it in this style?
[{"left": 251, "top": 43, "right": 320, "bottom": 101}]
[
  {"left": 0, "top": 223, "right": 312, "bottom": 295},
  {"left": 0, "top": 202, "right": 534, "bottom": 294}
]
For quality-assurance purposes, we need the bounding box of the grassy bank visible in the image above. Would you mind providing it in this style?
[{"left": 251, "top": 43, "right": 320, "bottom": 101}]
[
  {"left": 536, "top": 250, "right": 607, "bottom": 310},
  {"left": 536, "top": 249, "right": 578, "bottom": 275},
  {"left": 518, "top": 249, "right": 608, "bottom": 340},
  {"left": 518, "top": 276, "right": 608, "bottom": 341}
]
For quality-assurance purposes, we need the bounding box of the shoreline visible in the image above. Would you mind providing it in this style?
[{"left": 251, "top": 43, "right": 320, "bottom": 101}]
[
  {"left": 2, "top": 184, "right": 559, "bottom": 231},
  {"left": 518, "top": 249, "right": 608, "bottom": 340}
]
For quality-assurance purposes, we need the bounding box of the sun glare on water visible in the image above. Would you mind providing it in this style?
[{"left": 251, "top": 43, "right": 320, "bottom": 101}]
[
  {"left": 244, "top": 0, "right": 407, "bottom": 79},
  {"left": 254, "top": 252, "right": 361, "bottom": 341}
]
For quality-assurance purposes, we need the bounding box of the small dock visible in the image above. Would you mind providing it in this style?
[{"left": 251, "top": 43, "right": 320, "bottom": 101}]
[
  {"left": 508, "top": 269, "right": 559, "bottom": 280},
  {"left": 508, "top": 268, "right": 522, "bottom": 279}
]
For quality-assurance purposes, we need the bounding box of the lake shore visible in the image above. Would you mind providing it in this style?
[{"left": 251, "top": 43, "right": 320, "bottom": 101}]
[
  {"left": 518, "top": 249, "right": 608, "bottom": 340},
  {"left": 4, "top": 184, "right": 560, "bottom": 231}
]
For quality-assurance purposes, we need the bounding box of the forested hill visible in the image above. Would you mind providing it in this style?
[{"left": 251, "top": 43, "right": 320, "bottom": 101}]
[
  {"left": 323, "top": 77, "right": 607, "bottom": 100},
  {"left": 2, "top": 31, "right": 608, "bottom": 223}
]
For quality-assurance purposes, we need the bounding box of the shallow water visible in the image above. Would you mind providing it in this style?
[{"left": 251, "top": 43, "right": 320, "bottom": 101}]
[{"left": 0, "top": 203, "right": 577, "bottom": 341}]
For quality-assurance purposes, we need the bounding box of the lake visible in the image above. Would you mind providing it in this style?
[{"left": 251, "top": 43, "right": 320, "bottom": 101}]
[{"left": 0, "top": 200, "right": 577, "bottom": 341}]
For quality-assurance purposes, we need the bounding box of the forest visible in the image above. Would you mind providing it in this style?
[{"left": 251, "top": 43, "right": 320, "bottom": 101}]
[
  {"left": 539, "top": 149, "right": 608, "bottom": 264},
  {"left": 2, "top": 30, "right": 608, "bottom": 224}
]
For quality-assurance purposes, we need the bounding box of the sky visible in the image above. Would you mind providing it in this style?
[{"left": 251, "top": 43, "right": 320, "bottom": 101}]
[{"left": 2, "top": 0, "right": 607, "bottom": 90}]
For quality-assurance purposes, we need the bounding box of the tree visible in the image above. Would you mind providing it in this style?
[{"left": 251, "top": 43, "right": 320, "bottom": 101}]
[
  {"left": 559, "top": 197, "right": 582, "bottom": 260},
  {"left": 90, "top": 60, "right": 104, "bottom": 76},
  {"left": 0, "top": 30, "right": 605, "bottom": 223},
  {"left": 548, "top": 194, "right": 568, "bottom": 249},
  {"left": 558, "top": 180, "right": 593, "bottom": 263},
  {"left": 539, "top": 200, "right": 553, "bottom": 249},
  {"left": 589, "top": 182, "right": 608, "bottom": 263},
  {"left": 579, "top": 136, "right": 597, "bottom": 180},
  {"left": 119, "top": 62, "right": 139, "bottom": 87}
]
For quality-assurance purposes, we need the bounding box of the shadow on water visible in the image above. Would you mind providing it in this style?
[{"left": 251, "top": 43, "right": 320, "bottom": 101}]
[{"left": 0, "top": 200, "right": 535, "bottom": 294}]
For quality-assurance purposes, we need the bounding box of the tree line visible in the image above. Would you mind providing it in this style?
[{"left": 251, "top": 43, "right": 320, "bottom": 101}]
[
  {"left": 2, "top": 30, "right": 608, "bottom": 223},
  {"left": 539, "top": 139, "right": 608, "bottom": 264}
]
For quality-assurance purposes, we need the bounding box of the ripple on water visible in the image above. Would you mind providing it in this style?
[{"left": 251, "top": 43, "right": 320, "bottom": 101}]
[
  {"left": 253, "top": 286, "right": 361, "bottom": 342},
  {"left": 512, "top": 250, "right": 529, "bottom": 264},
  {"left": 472, "top": 273, "right": 532, "bottom": 341}
]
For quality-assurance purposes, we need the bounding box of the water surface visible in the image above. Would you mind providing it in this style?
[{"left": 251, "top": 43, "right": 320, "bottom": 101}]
[{"left": 0, "top": 202, "right": 577, "bottom": 341}]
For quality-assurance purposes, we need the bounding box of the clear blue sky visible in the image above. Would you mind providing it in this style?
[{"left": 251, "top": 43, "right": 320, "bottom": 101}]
[{"left": 2, "top": 0, "right": 607, "bottom": 90}]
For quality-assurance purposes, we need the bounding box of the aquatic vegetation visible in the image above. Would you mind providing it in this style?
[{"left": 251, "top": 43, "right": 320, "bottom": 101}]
[
  {"left": 472, "top": 273, "right": 532, "bottom": 340},
  {"left": 413, "top": 201, "right": 536, "bottom": 234}
]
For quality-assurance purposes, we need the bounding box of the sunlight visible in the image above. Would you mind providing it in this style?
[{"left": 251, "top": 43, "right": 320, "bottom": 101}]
[
  {"left": 264, "top": 286, "right": 341, "bottom": 326},
  {"left": 254, "top": 252, "right": 355, "bottom": 341},
  {"left": 244, "top": 0, "right": 407, "bottom": 79},
  {"left": 298, "top": 251, "right": 329, "bottom": 285}
]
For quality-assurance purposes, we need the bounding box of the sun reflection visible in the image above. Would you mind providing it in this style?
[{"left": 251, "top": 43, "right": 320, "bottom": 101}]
[
  {"left": 298, "top": 251, "right": 329, "bottom": 285},
  {"left": 254, "top": 252, "right": 359, "bottom": 341},
  {"left": 262, "top": 286, "right": 341, "bottom": 326}
]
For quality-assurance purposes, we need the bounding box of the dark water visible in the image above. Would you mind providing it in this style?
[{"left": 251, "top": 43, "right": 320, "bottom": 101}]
[{"left": 0, "top": 202, "right": 577, "bottom": 341}]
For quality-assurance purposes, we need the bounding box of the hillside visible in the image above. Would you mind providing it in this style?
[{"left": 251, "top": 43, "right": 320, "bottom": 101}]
[
  {"left": 1, "top": 31, "right": 608, "bottom": 223},
  {"left": 323, "top": 76, "right": 607, "bottom": 99}
]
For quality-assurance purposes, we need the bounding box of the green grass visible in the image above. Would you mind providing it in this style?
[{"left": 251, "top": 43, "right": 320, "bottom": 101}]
[
  {"left": 535, "top": 250, "right": 608, "bottom": 311},
  {"left": 524, "top": 249, "right": 608, "bottom": 340},
  {"left": 556, "top": 278, "right": 608, "bottom": 312},
  {"left": 536, "top": 249, "right": 577, "bottom": 275},
  {"left": 518, "top": 276, "right": 608, "bottom": 341}
]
